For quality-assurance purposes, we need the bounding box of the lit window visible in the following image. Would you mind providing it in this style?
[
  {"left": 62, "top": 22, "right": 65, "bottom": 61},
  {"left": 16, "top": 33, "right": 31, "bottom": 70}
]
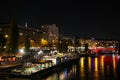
[
  {"left": 50, "top": 33, "right": 52, "bottom": 36},
  {"left": 19, "top": 33, "right": 23, "bottom": 36},
  {"left": 41, "top": 26, "right": 44, "bottom": 28},
  {"left": 43, "top": 32, "right": 46, "bottom": 34},
  {"left": 37, "top": 29, "right": 39, "bottom": 32},
  {"left": 33, "top": 32, "right": 35, "bottom": 34}
]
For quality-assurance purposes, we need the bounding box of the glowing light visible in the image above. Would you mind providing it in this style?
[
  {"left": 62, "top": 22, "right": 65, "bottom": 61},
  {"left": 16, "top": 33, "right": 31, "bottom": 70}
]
[
  {"left": 41, "top": 38, "right": 48, "bottom": 46},
  {"left": 80, "top": 58, "right": 84, "bottom": 67},
  {"left": 30, "top": 39, "right": 34, "bottom": 43},
  {"left": 80, "top": 57, "right": 85, "bottom": 77},
  {"left": 5, "top": 34, "right": 8, "bottom": 38},
  {"left": 94, "top": 58, "right": 99, "bottom": 80},
  {"left": 60, "top": 72, "right": 64, "bottom": 80},
  {"left": 19, "top": 33, "right": 23, "bottom": 36},
  {"left": 38, "top": 50, "right": 43, "bottom": 55},
  {"left": 112, "top": 55, "right": 117, "bottom": 77},
  {"left": 95, "top": 58, "right": 98, "bottom": 71},
  {"left": 0, "top": 56, "right": 3, "bottom": 61},
  {"left": 101, "top": 55, "right": 104, "bottom": 75},
  {"left": 19, "top": 49, "right": 25, "bottom": 54},
  {"left": 25, "top": 22, "right": 27, "bottom": 28},
  {"left": 101, "top": 56, "right": 104, "bottom": 68},
  {"left": 3, "top": 46, "right": 6, "bottom": 48},
  {"left": 88, "top": 57, "right": 91, "bottom": 71}
]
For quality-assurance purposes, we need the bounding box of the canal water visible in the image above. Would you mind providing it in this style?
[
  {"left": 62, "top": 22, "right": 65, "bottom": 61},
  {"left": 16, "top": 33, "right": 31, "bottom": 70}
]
[{"left": 40, "top": 54, "right": 120, "bottom": 80}]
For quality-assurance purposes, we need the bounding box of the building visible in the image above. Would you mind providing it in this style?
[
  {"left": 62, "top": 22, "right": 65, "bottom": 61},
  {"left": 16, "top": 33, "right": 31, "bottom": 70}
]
[
  {"left": 40, "top": 24, "right": 59, "bottom": 44},
  {"left": 0, "top": 24, "right": 59, "bottom": 50},
  {"left": 0, "top": 24, "right": 42, "bottom": 49},
  {"left": 60, "top": 36, "right": 119, "bottom": 53}
]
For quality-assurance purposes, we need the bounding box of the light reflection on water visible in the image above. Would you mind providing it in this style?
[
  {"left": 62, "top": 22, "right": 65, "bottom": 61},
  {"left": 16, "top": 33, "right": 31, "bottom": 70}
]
[{"left": 40, "top": 54, "right": 120, "bottom": 80}]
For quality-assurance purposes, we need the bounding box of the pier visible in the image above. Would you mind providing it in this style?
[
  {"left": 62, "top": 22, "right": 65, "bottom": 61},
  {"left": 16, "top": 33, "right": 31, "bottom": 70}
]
[{"left": 0, "top": 54, "right": 79, "bottom": 80}]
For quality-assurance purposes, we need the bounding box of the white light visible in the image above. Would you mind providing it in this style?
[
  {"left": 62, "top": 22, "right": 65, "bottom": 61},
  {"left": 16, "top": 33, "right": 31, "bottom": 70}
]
[
  {"left": 38, "top": 50, "right": 43, "bottom": 55},
  {"left": 19, "top": 33, "right": 23, "bottom": 36},
  {"left": 19, "top": 49, "right": 24, "bottom": 53},
  {"left": 25, "top": 22, "right": 27, "bottom": 28},
  {"left": 3, "top": 46, "right": 6, "bottom": 48}
]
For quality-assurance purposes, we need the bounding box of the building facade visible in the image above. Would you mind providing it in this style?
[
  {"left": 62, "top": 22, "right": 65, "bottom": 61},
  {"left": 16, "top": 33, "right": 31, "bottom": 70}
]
[
  {"left": 0, "top": 24, "right": 42, "bottom": 49},
  {"left": 40, "top": 24, "right": 59, "bottom": 44},
  {"left": 0, "top": 24, "right": 59, "bottom": 49}
]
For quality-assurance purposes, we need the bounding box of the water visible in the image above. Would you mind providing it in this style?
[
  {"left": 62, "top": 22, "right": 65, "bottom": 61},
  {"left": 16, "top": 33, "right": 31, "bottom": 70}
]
[{"left": 40, "top": 54, "right": 120, "bottom": 80}]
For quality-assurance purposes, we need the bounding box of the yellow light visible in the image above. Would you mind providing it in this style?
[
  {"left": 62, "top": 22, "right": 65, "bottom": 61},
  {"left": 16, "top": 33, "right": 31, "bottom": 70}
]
[
  {"left": 5, "top": 34, "right": 8, "bottom": 38},
  {"left": 52, "top": 40, "right": 55, "bottom": 43},
  {"left": 30, "top": 39, "right": 34, "bottom": 43},
  {"left": 41, "top": 38, "right": 48, "bottom": 45},
  {"left": 88, "top": 57, "right": 91, "bottom": 71},
  {"left": 59, "top": 41, "right": 62, "bottom": 43},
  {"left": 94, "top": 58, "right": 99, "bottom": 80},
  {"left": 80, "top": 57, "right": 85, "bottom": 77},
  {"left": 95, "top": 58, "right": 98, "bottom": 71},
  {"left": 112, "top": 55, "right": 117, "bottom": 77},
  {"left": 101, "top": 55, "right": 104, "bottom": 75}
]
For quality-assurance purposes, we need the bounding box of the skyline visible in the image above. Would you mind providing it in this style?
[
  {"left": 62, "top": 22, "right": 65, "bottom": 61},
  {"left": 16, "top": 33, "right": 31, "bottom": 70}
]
[{"left": 0, "top": 1, "right": 119, "bottom": 40}]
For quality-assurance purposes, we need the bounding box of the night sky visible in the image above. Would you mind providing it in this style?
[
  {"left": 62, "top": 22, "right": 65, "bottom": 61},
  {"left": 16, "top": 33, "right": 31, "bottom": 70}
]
[{"left": 0, "top": 1, "right": 119, "bottom": 40}]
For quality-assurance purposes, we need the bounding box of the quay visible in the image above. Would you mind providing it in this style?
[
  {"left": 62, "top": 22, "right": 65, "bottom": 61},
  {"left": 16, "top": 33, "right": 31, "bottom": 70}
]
[{"left": 0, "top": 55, "right": 79, "bottom": 80}]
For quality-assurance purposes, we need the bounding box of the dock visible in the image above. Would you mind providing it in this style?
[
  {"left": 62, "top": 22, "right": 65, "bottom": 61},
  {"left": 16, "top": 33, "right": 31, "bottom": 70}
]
[{"left": 0, "top": 56, "right": 79, "bottom": 80}]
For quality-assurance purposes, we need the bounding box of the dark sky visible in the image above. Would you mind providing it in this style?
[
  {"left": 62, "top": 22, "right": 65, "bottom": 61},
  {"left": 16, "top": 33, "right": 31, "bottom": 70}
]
[{"left": 0, "top": 1, "right": 119, "bottom": 40}]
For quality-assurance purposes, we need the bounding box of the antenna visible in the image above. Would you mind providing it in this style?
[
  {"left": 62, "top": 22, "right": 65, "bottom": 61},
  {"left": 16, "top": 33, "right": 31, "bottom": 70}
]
[{"left": 25, "top": 22, "right": 28, "bottom": 28}]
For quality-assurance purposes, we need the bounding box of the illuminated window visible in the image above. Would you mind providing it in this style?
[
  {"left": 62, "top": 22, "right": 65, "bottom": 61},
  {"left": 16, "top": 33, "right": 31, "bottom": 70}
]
[
  {"left": 37, "top": 29, "right": 39, "bottom": 32},
  {"left": 41, "top": 26, "right": 44, "bottom": 28},
  {"left": 43, "top": 32, "right": 46, "bottom": 34},
  {"left": 33, "top": 32, "right": 35, "bottom": 34},
  {"left": 50, "top": 33, "right": 52, "bottom": 36},
  {"left": 19, "top": 33, "right": 23, "bottom": 36}
]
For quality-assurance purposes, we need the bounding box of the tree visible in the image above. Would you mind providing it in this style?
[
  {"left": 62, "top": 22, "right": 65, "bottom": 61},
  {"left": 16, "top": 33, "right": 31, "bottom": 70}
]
[
  {"left": 6, "top": 17, "right": 19, "bottom": 55},
  {"left": 25, "top": 34, "right": 30, "bottom": 52},
  {"left": 84, "top": 43, "right": 89, "bottom": 53},
  {"left": 57, "top": 40, "right": 62, "bottom": 53},
  {"left": 57, "top": 39, "right": 68, "bottom": 53},
  {"left": 0, "top": 33, "right": 6, "bottom": 52},
  {"left": 74, "top": 39, "right": 81, "bottom": 53},
  {"left": 74, "top": 39, "right": 80, "bottom": 47}
]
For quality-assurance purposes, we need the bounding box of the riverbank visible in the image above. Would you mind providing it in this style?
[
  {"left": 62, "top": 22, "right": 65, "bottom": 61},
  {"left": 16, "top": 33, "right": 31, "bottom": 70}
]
[{"left": 0, "top": 56, "right": 79, "bottom": 80}]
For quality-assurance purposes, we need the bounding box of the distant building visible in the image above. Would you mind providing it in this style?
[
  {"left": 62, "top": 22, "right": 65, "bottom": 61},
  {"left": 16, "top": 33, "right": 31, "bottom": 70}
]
[
  {"left": 59, "top": 36, "right": 119, "bottom": 53},
  {"left": 0, "top": 24, "right": 42, "bottom": 48},
  {"left": 0, "top": 24, "right": 59, "bottom": 49},
  {"left": 80, "top": 38, "right": 119, "bottom": 48},
  {"left": 40, "top": 24, "right": 59, "bottom": 44}
]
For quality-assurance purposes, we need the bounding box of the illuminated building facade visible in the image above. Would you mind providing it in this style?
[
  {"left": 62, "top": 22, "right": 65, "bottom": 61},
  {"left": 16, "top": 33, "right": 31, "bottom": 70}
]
[
  {"left": 0, "top": 24, "right": 42, "bottom": 48},
  {"left": 40, "top": 24, "right": 58, "bottom": 44}
]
